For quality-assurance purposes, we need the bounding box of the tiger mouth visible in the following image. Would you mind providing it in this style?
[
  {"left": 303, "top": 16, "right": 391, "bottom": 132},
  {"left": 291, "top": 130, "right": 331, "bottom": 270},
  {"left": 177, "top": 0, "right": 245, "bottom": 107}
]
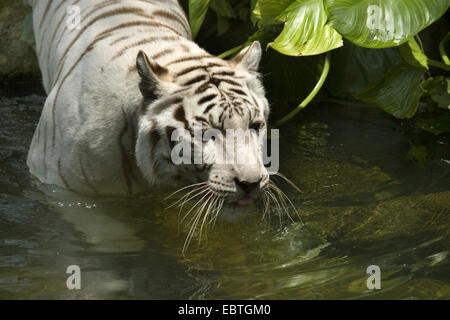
[{"left": 236, "top": 194, "right": 254, "bottom": 206}]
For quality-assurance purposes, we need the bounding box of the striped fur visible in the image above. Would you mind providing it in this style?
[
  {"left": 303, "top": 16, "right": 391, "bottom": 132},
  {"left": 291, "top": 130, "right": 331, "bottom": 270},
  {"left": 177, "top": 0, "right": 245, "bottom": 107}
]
[{"left": 27, "top": 0, "right": 270, "bottom": 198}]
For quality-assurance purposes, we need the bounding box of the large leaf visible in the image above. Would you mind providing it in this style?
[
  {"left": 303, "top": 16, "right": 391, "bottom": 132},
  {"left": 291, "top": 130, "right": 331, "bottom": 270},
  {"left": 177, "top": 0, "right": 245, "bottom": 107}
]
[
  {"left": 398, "top": 38, "right": 429, "bottom": 69},
  {"left": 431, "top": 78, "right": 450, "bottom": 109},
  {"left": 417, "top": 115, "right": 450, "bottom": 135},
  {"left": 357, "top": 64, "right": 425, "bottom": 118},
  {"left": 269, "top": 0, "right": 343, "bottom": 56},
  {"left": 189, "top": 0, "right": 211, "bottom": 39},
  {"left": 325, "top": 0, "right": 450, "bottom": 48},
  {"left": 327, "top": 41, "right": 402, "bottom": 99},
  {"left": 253, "top": 0, "right": 294, "bottom": 26},
  {"left": 210, "top": 0, "right": 235, "bottom": 19}
]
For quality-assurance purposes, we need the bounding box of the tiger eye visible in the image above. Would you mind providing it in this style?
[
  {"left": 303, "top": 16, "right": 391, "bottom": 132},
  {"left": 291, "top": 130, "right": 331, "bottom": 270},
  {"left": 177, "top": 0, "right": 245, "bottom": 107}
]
[{"left": 250, "top": 122, "right": 264, "bottom": 131}]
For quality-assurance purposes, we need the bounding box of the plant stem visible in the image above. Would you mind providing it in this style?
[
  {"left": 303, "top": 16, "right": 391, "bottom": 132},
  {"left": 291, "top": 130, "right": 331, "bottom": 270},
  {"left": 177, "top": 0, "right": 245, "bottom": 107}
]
[
  {"left": 275, "top": 52, "right": 331, "bottom": 126},
  {"left": 428, "top": 59, "right": 450, "bottom": 71},
  {"left": 218, "top": 44, "right": 246, "bottom": 59},
  {"left": 438, "top": 32, "right": 450, "bottom": 66}
]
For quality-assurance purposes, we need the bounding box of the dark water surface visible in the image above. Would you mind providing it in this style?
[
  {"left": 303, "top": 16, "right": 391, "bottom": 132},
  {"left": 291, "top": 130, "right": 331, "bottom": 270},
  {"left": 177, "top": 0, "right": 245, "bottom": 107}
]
[{"left": 0, "top": 83, "right": 449, "bottom": 299}]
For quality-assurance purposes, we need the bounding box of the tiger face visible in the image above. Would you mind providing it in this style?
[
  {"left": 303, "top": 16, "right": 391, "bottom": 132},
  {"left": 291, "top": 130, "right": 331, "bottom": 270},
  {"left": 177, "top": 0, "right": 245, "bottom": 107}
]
[{"left": 135, "top": 42, "right": 270, "bottom": 207}]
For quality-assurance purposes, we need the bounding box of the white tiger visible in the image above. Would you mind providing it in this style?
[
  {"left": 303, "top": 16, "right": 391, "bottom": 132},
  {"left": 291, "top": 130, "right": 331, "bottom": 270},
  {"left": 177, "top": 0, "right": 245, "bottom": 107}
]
[{"left": 27, "top": 0, "right": 275, "bottom": 212}]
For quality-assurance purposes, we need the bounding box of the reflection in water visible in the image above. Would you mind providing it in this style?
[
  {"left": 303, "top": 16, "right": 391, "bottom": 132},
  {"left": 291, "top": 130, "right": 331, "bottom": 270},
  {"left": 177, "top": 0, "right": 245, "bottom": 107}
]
[{"left": 0, "top": 94, "right": 449, "bottom": 299}]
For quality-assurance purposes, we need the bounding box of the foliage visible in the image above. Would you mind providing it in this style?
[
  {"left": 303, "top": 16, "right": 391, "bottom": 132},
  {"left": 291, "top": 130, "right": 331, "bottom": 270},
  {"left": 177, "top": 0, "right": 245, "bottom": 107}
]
[{"left": 188, "top": 0, "right": 449, "bottom": 134}]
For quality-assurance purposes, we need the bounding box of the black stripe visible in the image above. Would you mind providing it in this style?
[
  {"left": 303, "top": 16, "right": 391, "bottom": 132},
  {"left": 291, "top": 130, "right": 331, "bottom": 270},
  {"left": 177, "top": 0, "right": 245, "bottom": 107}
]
[
  {"left": 152, "top": 48, "right": 174, "bottom": 60},
  {"left": 235, "top": 105, "right": 244, "bottom": 116},
  {"left": 176, "top": 65, "right": 206, "bottom": 77},
  {"left": 37, "top": 0, "right": 55, "bottom": 57},
  {"left": 165, "top": 126, "right": 177, "bottom": 149},
  {"left": 152, "top": 9, "right": 190, "bottom": 35},
  {"left": 55, "top": 7, "right": 183, "bottom": 80},
  {"left": 215, "top": 78, "right": 241, "bottom": 87},
  {"left": 174, "top": 105, "right": 189, "bottom": 129},
  {"left": 43, "top": 122, "right": 47, "bottom": 179},
  {"left": 219, "top": 111, "right": 227, "bottom": 126},
  {"left": 109, "top": 35, "right": 131, "bottom": 46},
  {"left": 166, "top": 54, "right": 212, "bottom": 66},
  {"left": 78, "top": 151, "right": 99, "bottom": 195},
  {"left": 51, "top": 32, "right": 111, "bottom": 147},
  {"left": 212, "top": 70, "right": 235, "bottom": 77},
  {"left": 53, "top": 21, "right": 171, "bottom": 88},
  {"left": 50, "top": 0, "right": 119, "bottom": 62},
  {"left": 39, "top": 0, "right": 54, "bottom": 30},
  {"left": 250, "top": 94, "right": 261, "bottom": 110},
  {"left": 203, "top": 103, "right": 216, "bottom": 114},
  {"left": 198, "top": 94, "right": 217, "bottom": 105},
  {"left": 194, "top": 116, "right": 208, "bottom": 123},
  {"left": 206, "top": 62, "right": 228, "bottom": 68},
  {"left": 230, "top": 88, "right": 247, "bottom": 96},
  {"left": 181, "top": 75, "right": 208, "bottom": 86},
  {"left": 112, "top": 35, "right": 178, "bottom": 60},
  {"left": 46, "top": 9, "right": 68, "bottom": 75},
  {"left": 58, "top": 158, "right": 75, "bottom": 192},
  {"left": 52, "top": 0, "right": 66, "bottom": 13},
  {"left": 195, "top": 82, "right": 211, "bottom": 94},
  {"left": 35, "top": 119, "right": 41, "bottom": 144}
]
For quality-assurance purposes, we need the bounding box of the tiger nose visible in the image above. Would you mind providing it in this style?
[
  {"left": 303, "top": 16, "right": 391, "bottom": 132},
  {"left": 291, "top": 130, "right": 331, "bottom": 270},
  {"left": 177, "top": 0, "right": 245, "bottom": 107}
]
[{"left": 234, "top": 178, "right": 261, "bottom": 194}]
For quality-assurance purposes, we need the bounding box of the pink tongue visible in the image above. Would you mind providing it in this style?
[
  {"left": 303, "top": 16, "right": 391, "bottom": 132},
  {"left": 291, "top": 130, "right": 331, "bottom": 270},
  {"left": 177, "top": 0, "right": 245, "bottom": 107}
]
[{"left": 237, "top": 195, "right": 254, "bottom": 206}]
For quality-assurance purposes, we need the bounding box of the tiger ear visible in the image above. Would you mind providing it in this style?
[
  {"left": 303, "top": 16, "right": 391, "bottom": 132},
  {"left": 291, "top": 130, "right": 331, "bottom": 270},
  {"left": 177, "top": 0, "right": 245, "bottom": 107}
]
[
  {"left": 229, "top": 41, "right": 262, "bottom": 72},
  {"left": 136, "top": 50, "right": 173, "bottom": 99}
]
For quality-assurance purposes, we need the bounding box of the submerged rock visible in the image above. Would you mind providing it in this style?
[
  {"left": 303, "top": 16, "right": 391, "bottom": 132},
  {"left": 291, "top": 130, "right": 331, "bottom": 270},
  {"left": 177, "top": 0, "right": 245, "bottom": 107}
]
[{"left": 0, "top": 1, "right": 39, "bottom": 80}]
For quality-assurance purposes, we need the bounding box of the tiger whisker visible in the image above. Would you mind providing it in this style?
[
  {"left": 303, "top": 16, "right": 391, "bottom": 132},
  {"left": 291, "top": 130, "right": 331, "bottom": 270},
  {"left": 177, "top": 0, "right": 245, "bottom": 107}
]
[
  {"left": 210, "top": 198, "right": 225, "bottom": 228},
  {"left": 166, "top": 184, "right": 209, "bottom": 209},
  {"left": 265, "top": 188, "right": 284, "bottom": 227},
  {"left": 183, "top": 193, "right": 213, "bottom": 253},
  {"left": 261, "top": 190, "right": 272, "bottom": 223},
  {"left": 174, "top": 185, "right": 210, "bottom": 211},
  {"left": 269, "top": 181, "right": 303, "bottom": 224},
  {"left": 181, "top": 190, "right": 212, "bottom": 224},
  {"left": 184, "top": 195, "right": 210, "bottom": 246},
  {"left": 269, "top": 172, "right": 303, "bottom": 193},
  {"left": 176, "top": 186, "right": 211, "bottom": 231},
  {"left": 198, "top": 195, "right": 218, "bottom": 243},
  {"left": 165, "top": 181, "right": 208, "bottom": 200},
  {"left": 268, "top": 182, "right": 294, "bottom": 223}
]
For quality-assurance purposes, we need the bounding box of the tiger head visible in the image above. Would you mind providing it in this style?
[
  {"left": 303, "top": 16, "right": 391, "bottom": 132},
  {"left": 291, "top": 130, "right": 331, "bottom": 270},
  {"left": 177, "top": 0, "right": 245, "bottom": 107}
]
[{"left": 135, "top": 41, "right": 270, "bottom": 208}]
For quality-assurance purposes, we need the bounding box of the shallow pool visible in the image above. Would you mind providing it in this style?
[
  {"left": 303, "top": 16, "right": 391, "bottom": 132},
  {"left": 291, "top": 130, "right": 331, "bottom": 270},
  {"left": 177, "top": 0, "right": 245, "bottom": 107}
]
[{"left": 0, "top": 84, "right": 449, "bottom": 299}]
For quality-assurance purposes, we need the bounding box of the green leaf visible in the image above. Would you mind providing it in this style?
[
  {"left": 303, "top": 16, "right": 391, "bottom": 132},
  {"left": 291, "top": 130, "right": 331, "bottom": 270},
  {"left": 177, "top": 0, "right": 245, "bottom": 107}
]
[
  {"left": 189, "top": 0, "right": 211, "bottom": 39},
  {"left": 357, "top": 64, "right": 425, "bottom": 118},
  {"left": 269, "top": 0, "right": 343, "bottom": 56},
  {"left": 399, "top": 38, "right": 429, "bottom": 69},
  {"left": 210, "top": 0, "right": 235, "bottom": 19},
  {"left": 431, "top": 78, "right": 450, "bottom": 109},
  {"left": 325, "top": 0, "right": 450, "bottom": 48},
  {"left": 253, "top": 0, "right": 294, "bottom": 26},
  {"left": 216, "top": 15, "right": 230, "bottom": 36},
  {"left": 417, "top": 115, "right": 450, "bottom": 135},
  {"left": 250, "top": 0, "right": 260, "bottom": 25},
  {"left": 327, "top": 41, "right": 402, "bottom": 99},
  {"left": 421, "top": 76, "right": 445, "bottom": 95}
]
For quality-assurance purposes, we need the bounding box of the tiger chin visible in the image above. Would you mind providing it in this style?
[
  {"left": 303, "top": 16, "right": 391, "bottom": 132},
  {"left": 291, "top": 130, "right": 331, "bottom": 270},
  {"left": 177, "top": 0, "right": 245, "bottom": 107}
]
[{"left": 27, "top": 0, "right": 277, "bottom": 226}]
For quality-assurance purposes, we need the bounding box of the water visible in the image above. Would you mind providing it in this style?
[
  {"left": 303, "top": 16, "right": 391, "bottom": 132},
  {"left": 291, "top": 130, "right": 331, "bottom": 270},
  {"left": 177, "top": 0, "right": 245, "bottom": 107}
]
[{"left": 0, "top": 82, "right": 449, "bottom": 299}]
